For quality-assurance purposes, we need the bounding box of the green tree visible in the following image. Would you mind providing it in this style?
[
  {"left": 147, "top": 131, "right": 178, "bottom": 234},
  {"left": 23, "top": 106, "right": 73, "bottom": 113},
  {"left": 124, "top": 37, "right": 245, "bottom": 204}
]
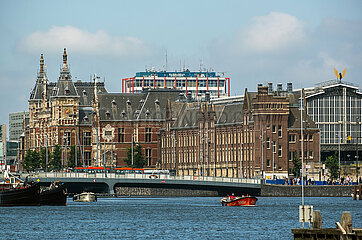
[
  {"left": 68, "top": 145, "right": 81, "bottom": 169},
  {"left": 325, "top": 152, "right": 339, "bottom": 179},
  {"left": 23, "top": 149, "right": 40, "bottom": 171},
  {"left": 39, "top": 147, "right": 51, "bottom": 170},
  {"left": 291, "top": 151, "right": 301, "bottom": 177},
  {"left": 124, "top": 144, "right": 146, "bottom": 168},
  {"left": 50, "top": 145, "right": 62, "bottom": 171}
]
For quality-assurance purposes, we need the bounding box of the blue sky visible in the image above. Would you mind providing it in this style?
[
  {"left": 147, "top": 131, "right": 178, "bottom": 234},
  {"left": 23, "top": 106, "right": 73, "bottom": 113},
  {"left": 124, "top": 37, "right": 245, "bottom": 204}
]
[{"left": 1, "top": 0, "right": 362, "bottom": 128}]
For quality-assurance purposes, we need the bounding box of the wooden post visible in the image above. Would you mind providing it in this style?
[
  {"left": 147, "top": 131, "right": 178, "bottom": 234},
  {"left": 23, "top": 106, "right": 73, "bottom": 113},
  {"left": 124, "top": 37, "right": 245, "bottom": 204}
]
[
  {"left": 340, "top": 211, "right": 352, "bottom": 234},
  {"left": 359, "top": 184, "right": 362, "bottom": 200},
  {"left": 353, "top": 185, "right": 357, "bottom": 200},
  {"left": 312, "top": 210, "right": 322, "bottom": 229}
]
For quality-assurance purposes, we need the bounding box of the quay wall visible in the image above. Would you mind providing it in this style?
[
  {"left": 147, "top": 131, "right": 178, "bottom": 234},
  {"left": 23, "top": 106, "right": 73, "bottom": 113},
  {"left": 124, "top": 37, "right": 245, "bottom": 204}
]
[
  {"left": 261, "top": 184, "right": 354, "bottom": 197},
  {"left": 115, "top": 187, "right": 218, "bottom": 197}
]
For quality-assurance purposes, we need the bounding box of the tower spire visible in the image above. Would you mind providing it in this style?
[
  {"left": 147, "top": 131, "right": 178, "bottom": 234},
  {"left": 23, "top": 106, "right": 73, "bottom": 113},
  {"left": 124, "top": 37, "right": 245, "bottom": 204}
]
[
  {"left": 62, "top": 48, "right": 68, "bottom": 71},
  {"left": 40, "top": 54, "right": 44, "bottom": 73}
]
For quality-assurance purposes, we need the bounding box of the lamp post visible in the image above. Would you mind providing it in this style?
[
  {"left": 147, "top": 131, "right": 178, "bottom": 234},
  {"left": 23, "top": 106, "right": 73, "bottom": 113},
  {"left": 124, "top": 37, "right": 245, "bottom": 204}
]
[
  {"left": 319, "top": 132, "right": 322, "bottom": 181},
  {"left": 260, "top": 128, "right": 264, "bottom": 180},
  {"left": 272, "top": 141, "right": 275, "bottom": 180},
  {"left": 356, "top": 117, "right": 360, "bottom": 184},
  {"left": 337, "top": 131, "right": 341, "bottom": 181},
  {"left": 45, "top": 134, "right": 48, "bottom": 176},
  {"left": 70, "top": 114, "right": 85, "bottom": 174}
]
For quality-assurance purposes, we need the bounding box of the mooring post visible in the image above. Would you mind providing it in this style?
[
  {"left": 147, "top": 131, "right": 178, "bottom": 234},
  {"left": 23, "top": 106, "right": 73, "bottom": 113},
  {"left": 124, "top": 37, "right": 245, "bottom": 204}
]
[
  {"left": 353, "top": 185, "right": 357, "bottom": 200},
  {"left": 340, "top": 211, "right": 353, "bottom": 234},
  {"left": 312, "top": 210, "right": 322, "bottom": 229}
]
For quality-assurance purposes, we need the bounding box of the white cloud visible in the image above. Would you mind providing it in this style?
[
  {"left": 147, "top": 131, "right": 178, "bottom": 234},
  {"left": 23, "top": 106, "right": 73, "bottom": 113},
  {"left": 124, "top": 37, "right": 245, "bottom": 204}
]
[
  {"left": 234, "top": 12, "right": 306, "bottom": 54},
  {"left": 17, "top": 26, "right": 150, "bottom": 57}
]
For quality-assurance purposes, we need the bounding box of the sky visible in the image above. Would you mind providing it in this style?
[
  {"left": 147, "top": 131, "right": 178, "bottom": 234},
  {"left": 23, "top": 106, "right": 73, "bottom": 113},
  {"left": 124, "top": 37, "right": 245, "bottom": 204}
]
[{"left": 1, "top": 0, "right": 362, "bottom": 129}]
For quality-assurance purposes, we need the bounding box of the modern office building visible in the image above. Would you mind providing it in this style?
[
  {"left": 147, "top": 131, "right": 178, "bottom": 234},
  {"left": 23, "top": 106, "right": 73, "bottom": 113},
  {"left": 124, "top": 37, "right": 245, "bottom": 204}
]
[
  {"left": 122, "top": 70, "right": 230, "bottom": 98},
  {"left": 9, "top": 111, "right": 29, "bottom": 141}
]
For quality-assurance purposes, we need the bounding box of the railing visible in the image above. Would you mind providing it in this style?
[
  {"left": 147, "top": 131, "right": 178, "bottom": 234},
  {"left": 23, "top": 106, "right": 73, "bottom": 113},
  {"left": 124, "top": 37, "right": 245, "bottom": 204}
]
[{"left": 11, "top": 172, "right": 261, "bottom": 184}]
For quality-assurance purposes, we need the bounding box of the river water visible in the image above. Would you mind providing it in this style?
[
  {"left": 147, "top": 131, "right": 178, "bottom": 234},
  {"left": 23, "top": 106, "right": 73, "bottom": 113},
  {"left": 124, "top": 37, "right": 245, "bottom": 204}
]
[{"left": 0, "top": 197, "right": 361, "bottom": 240}]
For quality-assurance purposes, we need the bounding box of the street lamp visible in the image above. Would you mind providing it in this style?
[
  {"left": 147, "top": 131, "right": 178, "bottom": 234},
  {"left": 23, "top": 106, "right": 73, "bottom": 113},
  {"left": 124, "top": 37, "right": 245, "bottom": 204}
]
[
  {"left": 356, "top": 117, "right": 360, "bottom": 184},
  {"left": 272, "top": 141, "right": 275, "bottom": 180},
  {"left": 336, "top": 132, "right": 341, "bottom": 181}
]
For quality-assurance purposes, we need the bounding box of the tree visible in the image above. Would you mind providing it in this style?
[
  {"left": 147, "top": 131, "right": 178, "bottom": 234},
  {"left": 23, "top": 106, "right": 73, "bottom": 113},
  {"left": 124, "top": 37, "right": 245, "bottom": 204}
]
[
  {"left": 23, "top": 150, "right": 40, "bottom": 171},
  {"left": 39, "top": 147, "right": 50, "bottom": 170},
  {"left": 68, "top": 145, "right": 77, "bottom": 169},
  {"left": 291, "top": 151, "right": 301, "bottom": 177},
  {"left": 124, "top": 144, "right": 146, "bottom": 168},
  {"left": 325, "top": 152, "right": 339, "bottom": 180},
  {"left": 50, "top": 145, "right": 62, "bottom": 171}
]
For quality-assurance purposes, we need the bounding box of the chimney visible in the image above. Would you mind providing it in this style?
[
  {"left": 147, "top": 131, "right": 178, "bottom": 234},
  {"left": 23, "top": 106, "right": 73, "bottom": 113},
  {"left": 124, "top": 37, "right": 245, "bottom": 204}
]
[
  {"left": 287, "top": 82, "right": 293, "bottom": 93},
  {"left": 258, "top": 84, "right": 268, "bottom": 95},
  {"left": 268, "top": 82, "right": 273, "bottom": 94}
]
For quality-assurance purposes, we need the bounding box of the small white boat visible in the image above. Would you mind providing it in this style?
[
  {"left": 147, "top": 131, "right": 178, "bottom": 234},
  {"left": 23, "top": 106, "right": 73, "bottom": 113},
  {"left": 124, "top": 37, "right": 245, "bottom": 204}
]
[{"left": 73, "top": 192, "right": 97, "bottom": 202}]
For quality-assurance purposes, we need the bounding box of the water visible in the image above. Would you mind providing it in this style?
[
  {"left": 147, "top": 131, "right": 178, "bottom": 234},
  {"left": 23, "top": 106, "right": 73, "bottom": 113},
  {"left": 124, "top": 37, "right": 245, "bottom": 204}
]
[{"left": 0, "top": 197, "right": 361, "bottom": 240}]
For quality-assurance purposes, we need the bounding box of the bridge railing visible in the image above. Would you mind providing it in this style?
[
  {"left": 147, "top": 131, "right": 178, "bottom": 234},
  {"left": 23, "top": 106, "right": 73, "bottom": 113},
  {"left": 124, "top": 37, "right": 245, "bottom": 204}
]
[{"left": 14, "top": 172, "right": 261, "bottom": 184}]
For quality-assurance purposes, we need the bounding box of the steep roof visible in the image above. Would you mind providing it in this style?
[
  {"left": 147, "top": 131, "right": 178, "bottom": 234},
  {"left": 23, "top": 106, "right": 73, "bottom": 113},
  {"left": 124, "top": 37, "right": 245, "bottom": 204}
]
[
  {"left": 75, "top": 81, "right": 107, "bottom": 106},
  {"left": 97, "top": 89, "right": 182, "bottom": 121}
]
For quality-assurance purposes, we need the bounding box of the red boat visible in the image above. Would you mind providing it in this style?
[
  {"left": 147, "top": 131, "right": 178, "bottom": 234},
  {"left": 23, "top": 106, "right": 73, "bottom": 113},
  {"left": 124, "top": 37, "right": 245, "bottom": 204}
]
[{"left": 221, "top": 195, "right": 258, "bottom": 206}]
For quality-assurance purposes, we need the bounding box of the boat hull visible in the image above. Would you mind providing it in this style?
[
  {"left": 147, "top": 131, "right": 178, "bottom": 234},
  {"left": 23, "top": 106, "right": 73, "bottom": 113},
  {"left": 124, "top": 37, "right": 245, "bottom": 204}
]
[
  {"left": 73, "top": 192, "right": 97, "bottom": 202},
  {"left": 40, "top": 183, "right": 67, "bottom": 206},
  {"left": 0, "top": 183, "right": 40, "bottom": 206},
  {"left": 221, "top": 196, "right": 258, "bottom": 206}
]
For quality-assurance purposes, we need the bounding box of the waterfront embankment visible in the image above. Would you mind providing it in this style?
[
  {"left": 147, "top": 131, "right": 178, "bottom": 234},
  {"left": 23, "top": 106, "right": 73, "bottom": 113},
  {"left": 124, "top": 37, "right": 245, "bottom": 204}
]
[
  {"left": 261, "top": 184, "right": 354, "bottom": 197},
  {"left": 114, "top": 184, "right": 355, "bottom": 197}
]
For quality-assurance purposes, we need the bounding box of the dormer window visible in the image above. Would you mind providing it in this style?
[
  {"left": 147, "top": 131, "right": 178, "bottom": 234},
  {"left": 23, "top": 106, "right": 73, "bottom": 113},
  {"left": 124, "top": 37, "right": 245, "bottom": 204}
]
[
  {"left": 112, "top": 100, "right": 116, "bottom": 105},
  {"left": 126, "top": 99, "right": 131, "bottom": 105},
  {"left": 83, "top": 116, "right": 89, "bottom": 122},
  {"left": 105, "top": 111, "right": 110, "bottom": 117},
  {"left": 83, "top": 90, "right": 87, "bottom": 95},
  {"left": 155, "top": 99, "right": 159, "bottom": 105},
  {"left": 145, "top": 109, "right": 150, "bottom": 116},
  {"left": 121, "top": 110, "right": 126, "bottom": 117},
  {"left": 65, "top": 87, "right": 70, "bottom": 95}
]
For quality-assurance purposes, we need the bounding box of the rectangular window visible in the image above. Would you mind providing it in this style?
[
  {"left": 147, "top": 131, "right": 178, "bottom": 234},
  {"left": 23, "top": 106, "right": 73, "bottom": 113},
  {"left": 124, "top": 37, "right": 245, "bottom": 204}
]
[
  {"left": 145, "top": 148, "right": 152, "bottom": 166},
  {"left": 309, "top": 151, "right": 313, "bottom": 159},
  {"left": 289, "top": 134, "right": 296, "bottom": 143},
  {"left": 288, "top": 151, "right": 293, "bottom": 161},
  {"left": 118, "top": 128, "right": 125, "bottom": 142},
  {"left": 83, "top": 132, "right": 91, "bottom": 145},
  {"left": 63, "top": 131, "right": 71, "bottom": 146},
  {"left": 273, "top": 142, "right": 276, "bottom": 153},
  {"left": 266, "top": 137, "right": 270, "bottom": 149},
  {"left": 272, "top": 125, "right": 276, "bottom": 133},
  {"left": 278, "top": 125, "right": 282, "bottom": 137},
  {"left": 267, "top": 159, "right": 271, "bottom": 167},
  {"left": 84, "top": 151, "right": 91, "bottom": 166},
  {"left": 145, "top": 128, "right": 152, "bottom": 142},
  {"left": 278, "top": 145, "right": 282, "bottom": 157}
]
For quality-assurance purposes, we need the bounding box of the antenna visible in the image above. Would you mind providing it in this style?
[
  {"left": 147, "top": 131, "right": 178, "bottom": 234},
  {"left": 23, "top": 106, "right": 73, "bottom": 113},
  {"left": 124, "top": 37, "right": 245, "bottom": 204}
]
[{"left": 165, "top": 49, "right": 168, "bottom": 72}]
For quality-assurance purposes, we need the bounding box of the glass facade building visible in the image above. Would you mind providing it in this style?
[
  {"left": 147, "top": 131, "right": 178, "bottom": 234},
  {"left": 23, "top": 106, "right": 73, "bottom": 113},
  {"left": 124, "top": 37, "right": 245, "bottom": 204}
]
[
  {"left": 305, "top": 81, "right": 362, "bottom": 147},
  {"left": 9, "top": 111, "right": 29, "bottom": 141}
]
